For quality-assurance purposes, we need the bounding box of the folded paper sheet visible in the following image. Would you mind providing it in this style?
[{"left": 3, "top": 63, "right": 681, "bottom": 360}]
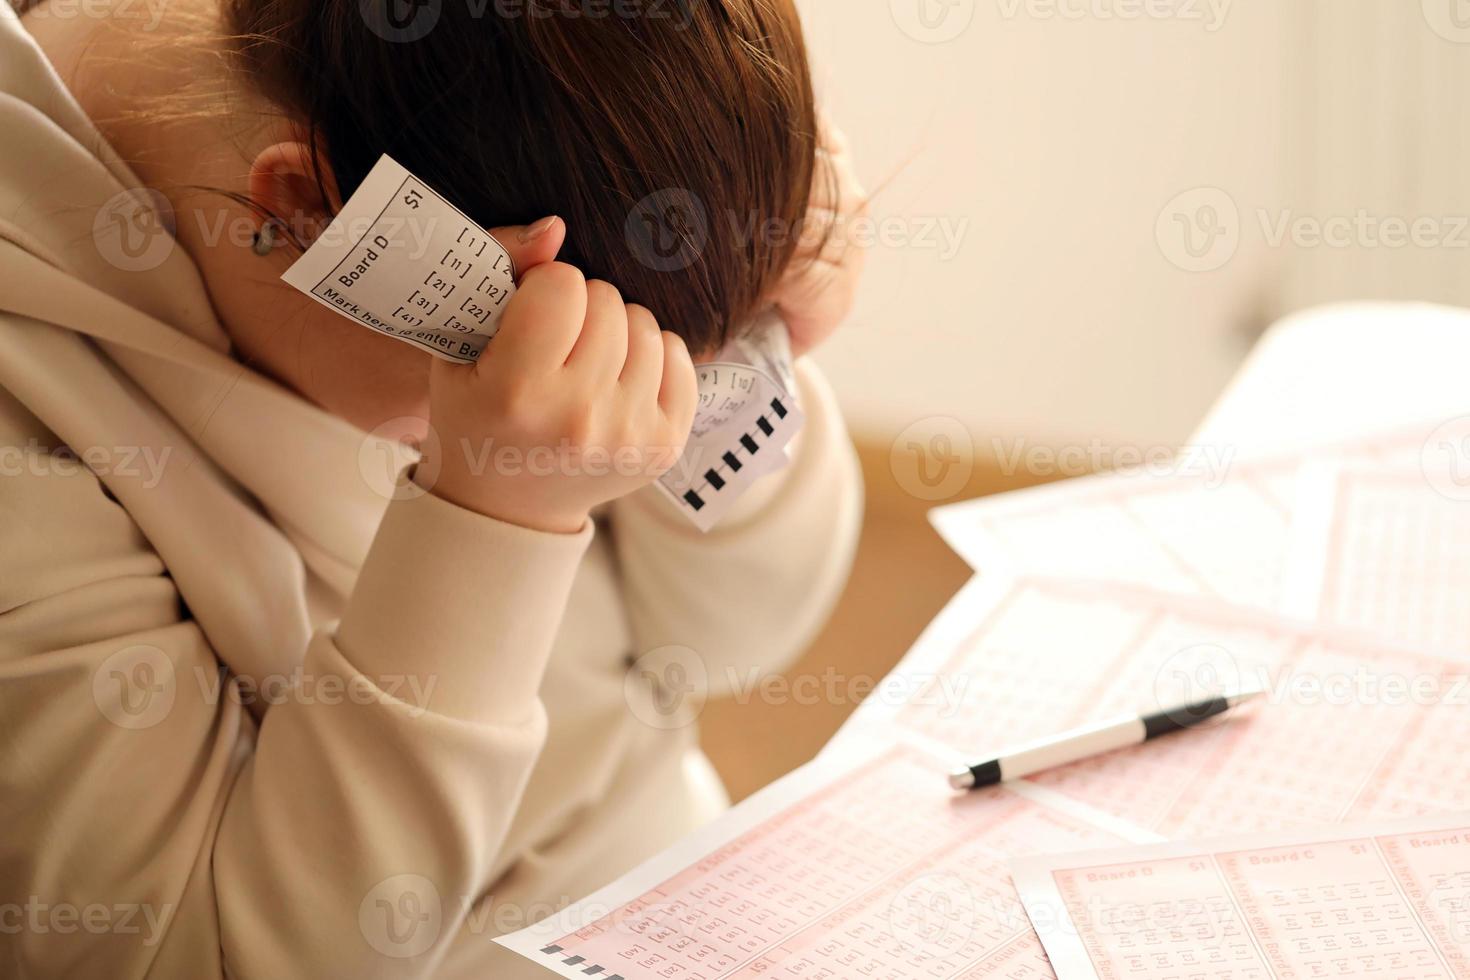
[
  {"left": 656, "top": 318, "right": 803, "bottom": 531},
  {"left": 281, "top": 155, "right": 516, "bottom": 363}
]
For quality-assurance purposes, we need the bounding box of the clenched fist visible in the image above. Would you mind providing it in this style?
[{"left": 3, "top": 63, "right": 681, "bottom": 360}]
[{"left": 420, "top": 219, "right": 697, "bottom": 533}]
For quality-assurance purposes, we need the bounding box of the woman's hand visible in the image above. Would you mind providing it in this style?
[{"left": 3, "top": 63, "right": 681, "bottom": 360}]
[
  {"left": 422, "top": 242, "right": 698, "bottom": 534},
  {"left": 773, "top": 115, "right": 870, "bottom": 358}
]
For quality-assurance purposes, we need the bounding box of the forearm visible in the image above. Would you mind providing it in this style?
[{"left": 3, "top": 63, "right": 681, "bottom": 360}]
[{"left": 611, "top": 362, "right": 863, "bottom": 689}]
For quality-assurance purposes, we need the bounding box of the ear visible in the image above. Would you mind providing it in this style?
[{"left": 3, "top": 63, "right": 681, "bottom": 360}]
[{"left": 247, "top": 141, "right": 341, "bottom": 245}]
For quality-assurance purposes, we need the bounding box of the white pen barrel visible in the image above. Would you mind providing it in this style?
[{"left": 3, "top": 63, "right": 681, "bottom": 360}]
[{"left": 1001, "top": 716, "right": 1147, "bottom": 780}]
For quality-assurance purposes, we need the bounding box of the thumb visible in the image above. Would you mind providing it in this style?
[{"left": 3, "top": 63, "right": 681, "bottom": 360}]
[{"left": 490, "top": 216, "right": 566, "bottom": 283}]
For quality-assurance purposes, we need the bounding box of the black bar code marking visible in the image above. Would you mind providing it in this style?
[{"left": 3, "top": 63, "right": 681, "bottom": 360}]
[
  {"left": 706, "top": 469, "right": 727, "bottom": 490},
  {"left": 563, "top": 955, "right": 585, "bottom": 966},
  {"left": 540, "top": 946, "right": 563, "bottom": 955},
  {"left": 771, "top": 398, "right": 788, "bottom": 419},
  {"left": 723, "top": 451, "right": 743, "bottom": 472},
  {"left": 684, "top": 490, "right": 705, "bottom": 511},
  {"left": 757, "top": 416, "right": 774, "bottom": 436},
  {"left": 741, "top": 434, "right": 759, "bottom": 454}
]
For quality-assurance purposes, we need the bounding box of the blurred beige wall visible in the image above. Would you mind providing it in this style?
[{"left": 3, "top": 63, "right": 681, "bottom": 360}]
[
  {"left": 707, "top": 1, "right": 1470, "bottom": 796},
  {"left": 799, "top": 0, "right": 1470, "bottom": 456}
]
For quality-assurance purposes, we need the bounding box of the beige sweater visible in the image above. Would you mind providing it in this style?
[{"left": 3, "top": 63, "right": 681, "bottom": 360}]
[{"left": 0, "top": 7, "right": 863, "bottom": 977}]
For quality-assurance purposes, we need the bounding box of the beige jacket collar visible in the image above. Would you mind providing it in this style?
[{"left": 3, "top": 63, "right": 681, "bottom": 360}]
[{"left": 0, "top": 3, "right": 390, "bottom": 684}]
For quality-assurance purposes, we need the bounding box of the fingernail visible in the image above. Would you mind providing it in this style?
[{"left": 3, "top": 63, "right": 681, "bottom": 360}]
[{"left": 519, "top": 216, "right": 558, "bottom": 244}]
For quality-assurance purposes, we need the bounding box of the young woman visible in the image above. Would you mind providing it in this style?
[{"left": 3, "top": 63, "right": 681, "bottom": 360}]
[{"left": 0, "top": 0, "right": 864, "bottom": 975}]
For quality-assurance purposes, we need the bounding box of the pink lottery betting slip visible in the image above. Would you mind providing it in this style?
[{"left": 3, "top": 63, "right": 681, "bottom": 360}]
[
  {"left": 1010, "top": 812, "right": 1470, "bottom": 980},
  {"left": 927, "top": 421, "right": 1454, "bottom": 613},
  {"left": 495, "top": 414, "right": 1470, "bottom": 978},
  {"left": 1284, "top": 461, "right": 1470, "bottom": 656},
  {"left": 495, "top": 744, "right": 1152, "bottom": 980},
  {"left": 831, "top": 575, "right": 1470, "bottom": 839}
]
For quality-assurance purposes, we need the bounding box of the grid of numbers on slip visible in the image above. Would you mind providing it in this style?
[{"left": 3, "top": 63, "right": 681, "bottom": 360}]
[
  {"left": 970, "top": 462, "right": 1295, "bottom": 610},
  {"left": 315, "top": 175, "right": 514, "bottom": 347},
  {"left": 1219, "top": 834, "right": 1470, "bottom": 980},
  {"left": 1319, "top": 470, "right": 1470, "bottom": 654},
  {"left": 895, "top": 582, "right": 1163, "bottom": 754},
  {"left": 1378, "top": 829, "right": 1470, "bottom": 975},
  {"left": 1054, "top": 855, "right": 1269, "bottom": 980},
  {"left": 727, "top": 788, "right": 1116, "bottom": 980},
  {"left": 1186, "top": 640, "right": 1460, "bottom": 840},
  {"left": 1044, "top": 639, "right": 1459, "bottom": 840},
  {"left": 1347, "top": 695, "right": 1470, "bottom": 822},
  {"left": 541, "top": 751, "right": 1066, "bottom": 980},
  {"left": 428, "top": 221, "right": 513, "bottom": 332}
]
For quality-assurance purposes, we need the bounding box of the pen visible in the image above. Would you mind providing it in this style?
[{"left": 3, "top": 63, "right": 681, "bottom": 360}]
[{"left": 947, "top": 689, "right": 1265, "bottom": 791}]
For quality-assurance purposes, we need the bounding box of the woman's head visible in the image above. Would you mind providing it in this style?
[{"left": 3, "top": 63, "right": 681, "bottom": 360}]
[{"left": 226, "top": 0, "right": 823, "bottom": 356}]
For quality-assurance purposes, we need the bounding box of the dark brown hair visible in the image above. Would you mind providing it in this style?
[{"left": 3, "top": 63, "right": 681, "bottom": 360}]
[{"left": 224, "top": 0, "right": 822, "bottom": 353}]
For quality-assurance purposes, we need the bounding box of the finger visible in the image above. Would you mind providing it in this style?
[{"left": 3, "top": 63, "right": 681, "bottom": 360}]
[
  {"left": 816, "top": 109, "right": 850, "bottom": 156},
  {"left": 618, "top": 304, "right": 665, "bottom": 396},
  {"left": 778, "top": 264, "right": 856, "bottom": 358},
  {"left": 566, "top": 280, "right": 629, "bottom": 378},
  {"left": 657, "top": 330, "right": 697, "bottom": 428},
  {"left": 487, "top": 262, "right": 587, "bottom": 375},
  {"left": 486, "top": 216, "right": 566, "bottom": 284}
]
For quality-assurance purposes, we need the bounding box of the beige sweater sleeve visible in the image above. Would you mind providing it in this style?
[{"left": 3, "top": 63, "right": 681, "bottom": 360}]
[
  {"left": 609, "top": 362, "right": 864, "bottom": 696},
  {"left": 0, "top": 447, "right": 591, "bottom": 978},
  {"left": 214, "top": 489, "right": 593, "bottom": 977}
]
